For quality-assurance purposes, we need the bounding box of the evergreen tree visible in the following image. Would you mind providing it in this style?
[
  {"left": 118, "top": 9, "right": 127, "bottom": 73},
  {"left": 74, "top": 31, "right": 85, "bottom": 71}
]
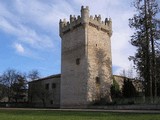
[
  {"left": 111, "top": 78, "right": 121, "bottom": 98},
  {"left": 122, "top": 78, "right": 137, "bottom": 98},
  {"left": 129, "top": 0, "right": 160, "bottom": 102}
]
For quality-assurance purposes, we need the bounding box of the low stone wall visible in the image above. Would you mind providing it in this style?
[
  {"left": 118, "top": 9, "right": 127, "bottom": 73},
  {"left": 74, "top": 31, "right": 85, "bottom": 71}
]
[
  {"left": 88, "top": 104, "right": 160, "bottom": 110},
  {"left": 0, "top": 102, "right": 29, "bottom": 108}
]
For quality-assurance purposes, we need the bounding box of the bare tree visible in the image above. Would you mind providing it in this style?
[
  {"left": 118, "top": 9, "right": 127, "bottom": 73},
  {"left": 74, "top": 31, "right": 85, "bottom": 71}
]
[
  {"left": 28, "top": 70, "right": 40, "bottom": 81},
  {"left": 0, "top": 84, "right": 7, "bottom": 101},
  {"left": 0, "top": 69, "right": 27, "bottom": 102},
  {"left": 12, "top": 73, "right": 27, "bottom": 102},
  {"left": 119, "top": 65, "right": 135, "bottom": 79},
  {"left": 28, "top": 70, "right": 41, "bottom": 104},
  {"left": 29, "top": 82, "right": 51, "bottom": 107},
  {"left": 1, "top": 69, "right": 18, "bottom": 102}
]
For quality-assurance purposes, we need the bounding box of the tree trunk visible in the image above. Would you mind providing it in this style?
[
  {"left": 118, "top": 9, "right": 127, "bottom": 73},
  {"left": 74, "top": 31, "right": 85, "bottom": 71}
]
[
  {"left": 147, "top": 0, "right": 157, "bottom": 101},
  {"left": 42, "top": 99, "right": 46, "bottom": 108},
  {"left": 144, "top": 0, "right": 153, "bottom": 103}
]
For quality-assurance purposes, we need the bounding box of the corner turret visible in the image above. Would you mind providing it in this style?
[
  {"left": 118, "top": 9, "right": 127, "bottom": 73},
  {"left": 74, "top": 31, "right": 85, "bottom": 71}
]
[{"left": 81, "top": 6, "right": 89, "bottom": 24}]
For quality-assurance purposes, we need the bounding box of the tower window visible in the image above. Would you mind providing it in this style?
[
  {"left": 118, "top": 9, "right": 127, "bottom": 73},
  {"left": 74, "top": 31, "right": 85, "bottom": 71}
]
[
  {"left": 76, "top": 58, "right": 80, "bottom": 65},
  {"left": 96, "top": 77, "right": 100, "bottom": 85},
  {"left": 45, "top": 83, "right": 49, "bottom": 90},
  {"left": 52, "top": 83, "right": 56, "bottom": 89},
  {"left": 50, "top": 100, "right": 53, "bottom": 105}
]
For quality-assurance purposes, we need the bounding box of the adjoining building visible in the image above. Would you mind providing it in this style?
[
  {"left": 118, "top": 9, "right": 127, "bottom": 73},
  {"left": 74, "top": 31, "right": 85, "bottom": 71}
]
[
  {"left": 28, "top": 74, "right": 143, "bottom": 108},
  {"left": 113, "top": 75, "right": 144, "bottom": 94},
  {"left": 28, "top": 74, "right": 60, "bottom": 108}
]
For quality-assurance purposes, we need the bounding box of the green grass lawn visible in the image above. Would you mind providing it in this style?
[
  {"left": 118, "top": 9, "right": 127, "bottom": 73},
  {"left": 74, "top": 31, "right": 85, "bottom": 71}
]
[{"left": 0, "top": 109, "right": 160, "bottom": 120}]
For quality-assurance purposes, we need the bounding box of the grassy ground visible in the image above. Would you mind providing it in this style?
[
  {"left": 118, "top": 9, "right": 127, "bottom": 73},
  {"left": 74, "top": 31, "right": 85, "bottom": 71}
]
[{"left": 0, "top": 109, "right": 160, "bottom": 120}]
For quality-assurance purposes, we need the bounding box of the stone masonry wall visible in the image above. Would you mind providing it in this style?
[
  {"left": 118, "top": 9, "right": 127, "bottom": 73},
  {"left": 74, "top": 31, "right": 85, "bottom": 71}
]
[
  {"left": 60, "top": 6, "right": 112, "bottom": 108},
  {"left": 28, "top": 75, "right": 60, "bottom": 108},
  {"left": 60, "top": 26, "right": 88, "bottom": 108},
  {"left": 87, "top": 23, "right": 112, "bottom": 103}
]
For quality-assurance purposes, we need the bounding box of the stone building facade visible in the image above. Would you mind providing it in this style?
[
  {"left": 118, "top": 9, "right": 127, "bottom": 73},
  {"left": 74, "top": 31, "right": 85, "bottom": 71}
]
[
  {"left": 28, "top": 74, "right": 143, "bottom": 108},
  {"left": 113, "top": 75, "right": 144, "bottom": 93},
  {"left": 59, "top": 6, "right": 112, "bottom": 108},
  {"left": 28, "top": 74, "right": 60, "bottom": 108}
]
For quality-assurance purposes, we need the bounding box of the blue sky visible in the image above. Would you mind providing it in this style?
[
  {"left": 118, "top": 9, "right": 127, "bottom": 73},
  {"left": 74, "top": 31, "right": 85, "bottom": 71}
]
[{"left": 0, "top": 0, "right": 159, "bottom": 77}]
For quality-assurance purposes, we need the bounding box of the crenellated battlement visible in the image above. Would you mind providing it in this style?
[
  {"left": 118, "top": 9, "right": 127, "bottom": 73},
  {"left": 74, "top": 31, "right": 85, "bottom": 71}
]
[{"left": 59, "top": 6, "right": 112, "bottom": 37}]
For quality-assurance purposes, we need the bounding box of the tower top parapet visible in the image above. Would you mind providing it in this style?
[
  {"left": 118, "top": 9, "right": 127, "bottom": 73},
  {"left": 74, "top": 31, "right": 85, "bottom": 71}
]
[{"left": 59, "top": 6, "right": 112, "bottom": 37}]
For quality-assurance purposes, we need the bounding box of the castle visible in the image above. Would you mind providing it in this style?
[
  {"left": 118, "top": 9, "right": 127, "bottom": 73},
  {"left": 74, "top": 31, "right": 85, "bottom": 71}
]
[
  {"left": 60, "top": 6, "right": 112, "bottom": 108},
  {"left": 29, "top": 6, "right": 113, "bottom": 108}
]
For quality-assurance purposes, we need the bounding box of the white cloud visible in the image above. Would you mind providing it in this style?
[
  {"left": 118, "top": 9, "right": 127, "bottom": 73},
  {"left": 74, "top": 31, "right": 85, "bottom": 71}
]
[
  {"left": 0, "top": 0, "right": 137, "bottom": 75},
  {"left": 14, "top": 43, "right": 25, "bottom": 54},
  {"left": 13, "top": 42, "right": 45, "bottom": 60},
  {"left": 72, "top": 0, "right": 136, "bottom": 75},
  {"left": 0, "top": 1, "right": 55, "bottom": 51},
  {"left": 0, "top": 17, "right": 54, "bottom": 50},
  {"left": 13, "top": 0, "right": 75, "bottom": 30}
]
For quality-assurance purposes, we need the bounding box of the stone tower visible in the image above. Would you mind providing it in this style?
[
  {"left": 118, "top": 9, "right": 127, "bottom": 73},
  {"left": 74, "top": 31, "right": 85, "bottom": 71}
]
[{"left": 59, "top": 6, "right": 112, "bottom": 108}]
